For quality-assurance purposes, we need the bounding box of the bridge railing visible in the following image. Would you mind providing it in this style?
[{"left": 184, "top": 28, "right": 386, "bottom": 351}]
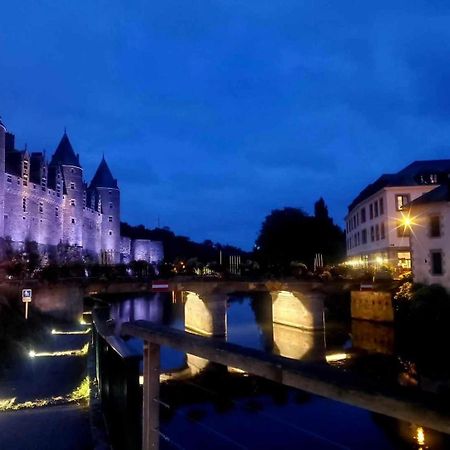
[
  {"left": 93, "top": 311, "right": 450, "bottom": 450},
  {"left": 93, "top": 308, "right": 142, "bottom": 450}
]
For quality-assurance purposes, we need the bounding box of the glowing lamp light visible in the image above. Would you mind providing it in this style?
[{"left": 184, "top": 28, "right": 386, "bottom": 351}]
[
  {"left": 29, "top": 350, "right": 36, "bottom": 358},
  {"left": 416, "top": 426, "right": 425, "bottom": 446},
  {"left": 326, "top": 353, "right": 349, "bottom": 363}
]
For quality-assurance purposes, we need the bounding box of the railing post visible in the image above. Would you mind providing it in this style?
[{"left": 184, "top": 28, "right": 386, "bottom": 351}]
[{"left": 142, "top": 341, "right": 160, "bottom": 450}]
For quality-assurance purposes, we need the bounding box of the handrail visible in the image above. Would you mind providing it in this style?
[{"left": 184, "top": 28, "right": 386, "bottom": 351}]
[
  {"left": 122, "top": 320, "right": 450, "bottom": 436},
  {"left": 93, "top": 308, "right": 141, "bottom": 359}
]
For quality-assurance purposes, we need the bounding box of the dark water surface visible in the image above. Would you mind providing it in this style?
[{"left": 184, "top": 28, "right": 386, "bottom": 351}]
[{"left": 110, "top": 292, "right": 450, "bottom": 450}]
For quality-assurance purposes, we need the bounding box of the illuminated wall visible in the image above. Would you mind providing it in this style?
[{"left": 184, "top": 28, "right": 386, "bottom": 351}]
[
  {"left": 184, "top": 291, "right": 227, "bottom": 337},
  {"left": 271, "top": 290, "right": 324, "bottom": 330}
]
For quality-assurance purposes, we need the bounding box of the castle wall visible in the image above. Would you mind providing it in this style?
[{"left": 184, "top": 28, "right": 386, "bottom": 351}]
[
  {"left": 0, "top": 125, "right": 5, "bottom": 239},
  {"left": 132, "top": 239, "right": 164, "bottom": 264},
  {"left": 97, "top": 186, "right": 120, "bottom": 263},
  {"left": 82, "top": 207, "right": 102, "bottom": 259},
  {"left": 61, "top": 166, "right": 84, "bottom": 247},
  {"left": 4, "top": 173, "right": 63, "bottom": 246}
]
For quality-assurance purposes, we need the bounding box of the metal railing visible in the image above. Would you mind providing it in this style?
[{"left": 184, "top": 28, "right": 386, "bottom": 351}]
[{"left": 93, "top": 310, "right": 450, "bottom": 450}]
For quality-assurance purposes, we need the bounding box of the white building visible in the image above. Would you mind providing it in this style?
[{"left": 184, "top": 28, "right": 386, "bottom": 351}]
[
  {"left": 408, "top": 184, "right": 450, "bottom": 287},
  {"left": 346, "top": 161, "right": 450, "bottom": 269}
]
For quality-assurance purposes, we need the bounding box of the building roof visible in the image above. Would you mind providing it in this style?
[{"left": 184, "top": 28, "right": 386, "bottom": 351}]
[
  {"left": 89, "top": 156, "right": 118, "bottom": 189},
  {"left": 348, "top": 160, "right": 450, "bottom": 212},
  {"left": 50, "top": 132, "right": 80, "bottom": 167},
  {"left": 408, "top": 184, "right": 450, "bottom": 206}
]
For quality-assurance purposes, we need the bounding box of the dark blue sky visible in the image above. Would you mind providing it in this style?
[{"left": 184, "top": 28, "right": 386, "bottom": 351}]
[{"left": 2, "top": 1, "right": 450, "bottom": 250}]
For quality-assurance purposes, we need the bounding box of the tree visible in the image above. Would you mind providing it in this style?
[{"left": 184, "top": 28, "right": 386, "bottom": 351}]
[{"left": 255, "top": 201, "right": 345, "bottom": 274}]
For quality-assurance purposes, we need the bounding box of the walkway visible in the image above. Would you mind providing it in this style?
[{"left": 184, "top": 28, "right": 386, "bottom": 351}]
[{"left": 0, "top": 323, "right": 93, "bottom": 450}]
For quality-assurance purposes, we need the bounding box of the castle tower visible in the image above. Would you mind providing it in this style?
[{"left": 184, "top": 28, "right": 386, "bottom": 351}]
[
  {"left": 0, "top": 118, "right": 5, "bottom": 240},
  {"left": 49, "top": 132, "right": 84, "bottom": 248},
  {"left": 89, "top": 156, "right": 120, "bottom": 263}
]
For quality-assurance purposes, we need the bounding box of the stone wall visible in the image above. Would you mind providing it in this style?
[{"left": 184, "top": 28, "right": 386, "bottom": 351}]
[{"left": 351, "top": 291, "right": 394, "bottom": 322}]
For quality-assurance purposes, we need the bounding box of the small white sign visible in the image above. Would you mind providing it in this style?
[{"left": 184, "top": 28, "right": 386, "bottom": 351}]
[{"left": 22, "top": 289, "right": 32, "bottom": 302}]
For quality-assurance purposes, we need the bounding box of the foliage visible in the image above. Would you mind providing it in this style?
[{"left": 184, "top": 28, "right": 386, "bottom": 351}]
[{"left": 254, "top": 200, "right": 345, "bottom": 274}]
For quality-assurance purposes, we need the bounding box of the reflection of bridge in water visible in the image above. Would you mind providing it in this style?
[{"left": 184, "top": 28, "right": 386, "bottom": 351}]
[
  {"left": 110, "top": 280, "right": 328, "bottom": 369},
  {"left": 95, "top": 281, "right": 450, "bottom": 450}
]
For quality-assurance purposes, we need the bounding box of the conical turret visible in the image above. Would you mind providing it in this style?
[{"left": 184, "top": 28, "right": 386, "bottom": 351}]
[
  {"left": 89, "top": 156, "right": 118, "bottom": 189},
  {"left": 50, "top": 131, "right": 80, "bottom": 167}
]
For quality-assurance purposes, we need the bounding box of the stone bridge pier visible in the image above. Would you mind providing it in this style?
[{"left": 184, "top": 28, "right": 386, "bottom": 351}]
[{"left": 271, "top": 290, "right": 325, "bottom": 361}]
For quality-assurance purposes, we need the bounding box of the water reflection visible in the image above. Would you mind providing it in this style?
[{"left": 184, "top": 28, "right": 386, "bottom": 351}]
[{"left": 108, "top": 290, "right": 450, "bottom": 450}]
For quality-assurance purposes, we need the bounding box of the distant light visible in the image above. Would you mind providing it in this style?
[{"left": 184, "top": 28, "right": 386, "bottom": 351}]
[
  {"left": 416, "top": 426, "right": 425, "bottom": 446},
  {"left": 326, "top": 353, "right": 349, "bottom": 363},
  {"left": 51, "top": 328, "right": 91, "bottom": 335},
  {"left": 28, "top": 343, "right": 88, "bottom": 358}
]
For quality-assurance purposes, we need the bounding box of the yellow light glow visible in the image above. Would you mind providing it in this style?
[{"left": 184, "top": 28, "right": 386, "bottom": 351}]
[
  {"left": 416, "top": 426, "right": 425, "bottom": 446},
  {"left": 396, "top": 211, "right": 419, "bottom": 233},
  {"left": 326, "top": 353, "right": 349, "bottom": 363},
  {"left": 79, "top": 317, "right": 89, "bottom": 325},
  {"left": 29, "top": 343, "right": 88, "bottom": 358},
  {"left": 0, "top": 377, "right": 89, "bottom": 411},
  {"left": 51, "top": 328, "right": 91, "bottom": 335}
]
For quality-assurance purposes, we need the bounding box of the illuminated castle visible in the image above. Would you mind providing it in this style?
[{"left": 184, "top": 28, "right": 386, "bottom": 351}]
[{"left": 0, "top": 119, "right": 163, "bottom": 264}]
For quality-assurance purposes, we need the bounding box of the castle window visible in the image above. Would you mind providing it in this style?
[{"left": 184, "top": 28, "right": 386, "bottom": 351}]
[
  {"left": 71, "top": 218, "right": 76, "bottom": 224},
  {"left": 71, "top": 168, "right": 74, "bottom": 173},
  {"left": 55, "top": 207, "right": 59, "bottom": 217},
  {"left": 39, "top": 202, "right": 43, "bottom": 213},
  {"left": 109, "top": 202, "right": 113, "bottom": 209},
  {"left": 109, "top": 190, "right": 112, "bottom": 195},
  {"left": 70, "top": 199, "right": 76, "bottom": 206},
  {"left": 22, "top": 216, "right": 26, "bottom": 220},
  {"left": 108, "top": 216, "right": 113, "bottom": 222},
  {"left": 22, "top": 197, "right": 27, "bottom": 212},
  {"left": 70, "top": 182, "right": 75, "bottom": 189},
  {"left": 6, "top": 176, "right": 11, "bottom": 183},
  {"left": 108, "top": 230, "right": 113, "bottom": 236}
]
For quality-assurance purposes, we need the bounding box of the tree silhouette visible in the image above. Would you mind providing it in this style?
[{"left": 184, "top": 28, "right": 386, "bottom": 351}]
[{"left": 255, "top": 200, "right": 345, "bottom": 274}]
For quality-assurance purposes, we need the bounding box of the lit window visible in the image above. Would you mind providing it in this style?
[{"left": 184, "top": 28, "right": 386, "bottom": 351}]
[
  {"left": 396, "top": 194, "right": 410, "bottom": 211},
  {"left": 430, "top": 216, "right": 440, "bottom": 238},
  {"left": 431, "top": 251, "right": 443, "bottom": 275},
  {"left": 398, "top": 252, "right": 411, "bottom": 269}
]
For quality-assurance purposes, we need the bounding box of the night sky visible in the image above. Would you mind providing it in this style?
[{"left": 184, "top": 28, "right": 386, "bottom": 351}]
[{"left": 2, "top": 1, "right": 450, "bottom": 250}]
